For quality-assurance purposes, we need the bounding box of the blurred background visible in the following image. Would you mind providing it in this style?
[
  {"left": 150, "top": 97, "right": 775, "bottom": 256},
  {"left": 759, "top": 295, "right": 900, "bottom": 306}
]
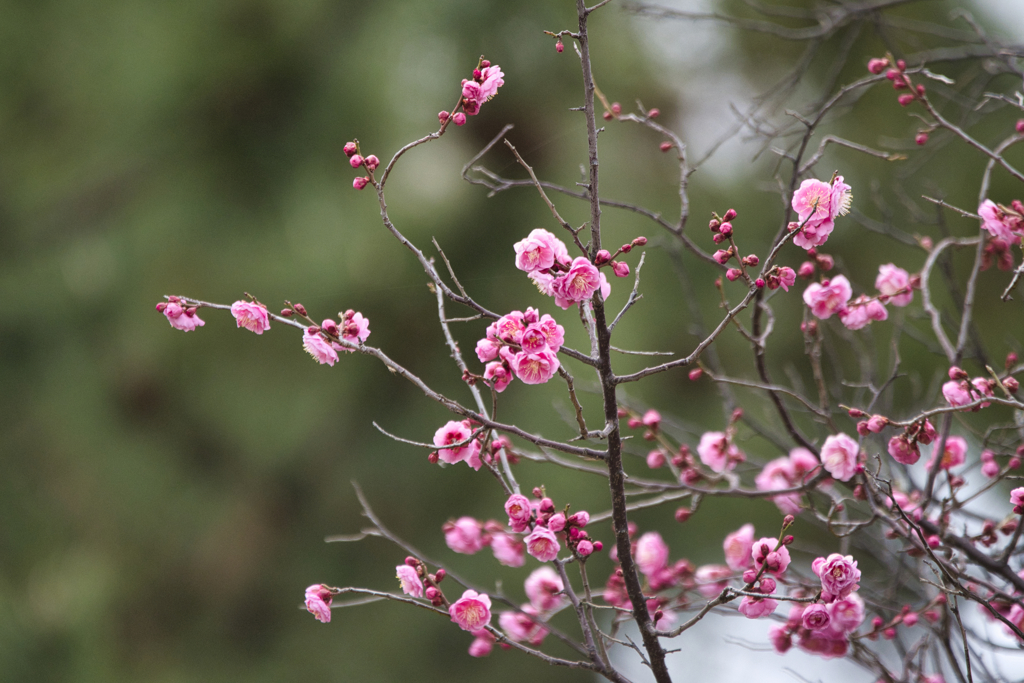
[{"left": 2, "top": 1, "right": 1022, "bottom": 681}]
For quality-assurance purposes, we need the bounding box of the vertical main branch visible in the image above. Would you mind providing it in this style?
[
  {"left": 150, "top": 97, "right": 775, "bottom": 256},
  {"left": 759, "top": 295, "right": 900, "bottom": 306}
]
[{"left": 576, "top": 2, "right": 673, "bottom": 681}]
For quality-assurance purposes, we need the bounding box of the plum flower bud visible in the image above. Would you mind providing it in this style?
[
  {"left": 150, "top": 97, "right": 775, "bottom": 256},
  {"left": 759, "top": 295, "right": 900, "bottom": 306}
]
[
  {"left": 364, "top": 155, "right": 380, "bottom": 171},
  {"left": 576, "top": 540, "right": 594, "bottom": 556},
  {"left": 719, "top": 222, "right": 733, "bottom": 237},
  {"left": 742, "top": 254, "right": 759, "bottom": 266},
  {"left": 594, "top": 249, "right": 611, "bottom": 265},
  {"left": 688, "top": 368, "right": 703, "bottom": 381},
  {"left": 155, "top": 302, "right": 167, "bottom": 312},
  {"left": 867, "top": 58, "right": 889, "bottom": 74},
  {"left": 713, "top": 249, "right": 732, "bottom": 264},
  {"left": 632, "top": 236, "right": 648, "bottom": 246},
  {"left": 611, "top": 102, "right": 622, "bottom": 115},
  {"left": 555, "top": 39, "right": 564, "bottom": 53},
  {"left": 349, "top": 154, "right": 364, "bottom": 168},
  {"left": 547, "top": 512, "right": 566, "bottom": 533},
  {"left": 1004, "top": 377, "right": 1019, "bottom": 394},
  {"left": 723, "top": 208, "right": 737, "bottom": 221},
  {"left": 898, "top": 94, "right": 915, "bottom": 106},
  {"left": 343, "top": 141, "right": 358, "bottom": 157},
  {"left": 674, "top": 507, "right": 691, "bottom": 522},
  {"left": 866, "top": 415, "right": 887, "bottom": 433},
  {"left": 1007, "top": 352, "right": 1019, "bottom": 368},
  {"left": 1016, "top": 119, "right": 1024, "bottom": 134},
  {"left": 915, "top": 132, "right": 929, "bottom": 146},
  {"left": 660, "top": 141, "right": 673, "bottom": 152},
  {"left": 453, "top": 112, "right": 467, "bottom": 126},
  {"left": 612, "top": 261, "right": 630, "bottom": 278},
  {"left": 754, "top": 278, "right": 765, "bottom": 289},
  {"left": 438, "top": 110, "right": 450, "bottom": 123},
  {"left": 353, "top": 176, "right": 369, "bottom": 190},
  {"left": 948, "top": 366, "right": 968, "bottom": 380}
]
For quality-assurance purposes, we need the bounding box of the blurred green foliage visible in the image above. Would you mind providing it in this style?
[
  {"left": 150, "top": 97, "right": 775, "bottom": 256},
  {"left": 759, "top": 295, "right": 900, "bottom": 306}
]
[{"left": 2, "top": 0, "right": 1021, "bottom": 681}]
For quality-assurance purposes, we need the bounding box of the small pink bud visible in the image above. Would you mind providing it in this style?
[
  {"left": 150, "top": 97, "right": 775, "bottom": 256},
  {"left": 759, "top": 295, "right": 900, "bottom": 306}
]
[
  {"left": 611, "top": 102, "right": 621, "bottom": 115},
  {"left": 593, "top": 541, "right": 603, "bottom": 551},
  {"left": 472, "top": 68, "right": 482, "bottom": 79},
  {"left": 743, "top": 254, "right": 758, "bottom": 266},
  {"left": 883, "top": 628, "right": 896, "bottom": 640},
  {"left": 903, "top": 612, "right": 918, "bottom": 626},
  {"left": 632, "top": 236, "right": 647, "bottom": 246},
  {"left": 428, "top": 451, "right": 439, "bottom": 464},
  {"left": 915, "top": 132, "right": 928, "bottom": 146},
  {"left": 719, "top": 222, "right": 733, "bottom": 237},
  {"left": 293, "top": 303, "right": 308, "bottom": 316},
  {"left": 659, "top": 141, "right": 673, "bottom": 152},
  {"left": 815, "top": 254, "right": 834, "bottom": 271},
  {"left": 480, "top": 59, "right": 490, "bottom": 68},
  {"left": 364, "top": 155, "right": 380, "bottom": 171},
  {"left": 576, "top": 540, "right": 594, "bottom": 556},
  {"left": 603, "top": 111, "right": 613, "bottom": 120},
  {"left": 711, "top": 234, "right": 725, "bottom": 244},
  {"left": 438, "top": 111, "right": 450, "bottom": 123},
  {"left": 948, "top": 366, "right": 968, "bottom": 380},
  {"left": 612, "top": 261, "right": 630, "bottom": 278},
  {"left": 688, "top": 368, "right": 703, "bottom": 381},
  {"left": 155, "top": 302, "right": 167, "bottom": 312},
  {"left": 787, "top": 221, "right": 800, "bottom": 231},
  {"left": 867, "top": 58, "right": 889, "bottom": 74},
  {"left": 349, "top": 154, "right": 364, "bottom": 168},
  {"left": 709, "top": 218, "right": 721, "bottom": 232},
  {"left": 532, "top": 487, "right": 544, "bottom": 499},
  {"left": 620, "top": 243, "right": 632, "bottom": 253},
  {"left": 866, "top": 415, "right": 887, "bottom": 432},
  {"left": 674, "top": 507, "right": 691, "bottom": 523},
  {"left": 1007, "top": 352, "right": 1019, "bottom": 368},
  {"left": 453, "top": 112, "right": 467, "bottom": 126},
  {"left": 782, "top": 515, "right": 794, "bottom": 528},
  {"left": 628, "top": 417, "right": 642, "bottom": 429},
  {"left": 725, "top": 268, "right": 742, "bottom": 282},
  {"left": 926, "top": 535, "right": 940, "bottom": 548},
  {"left": 648, "top": 108, "right": 660, "bottom": 118},
  {"left": 343, "top": 141, "right": 358, "bottom": 157},
  {"left": 555, "top": 39, "right": 564, "bottom": 53},
  {"left": 1016, "top": 119, "right": 1024, "bottom": 135},
  {"left": 797, "top": 262, "right": 815, "bottom": 279},
  {"left": 713, "top": 249, "right": 732, "bottom": 264},
  {"left": 280, "top": 308, "right": 293, "bottom": 317},
  {"left": 353, "top": 176, "right": 369, "bottom": 190},
  {"left": 856, "top": 421, "right": 870, "bottom": 436},
  {"left": 722, "top": 208, "right": 737, "bottom": 221},
  {"left": 897, "top": 94, "right": 915, "bottom": 106},
  {"left": 595, "top": 249, "right": 611, "bottom": 265},
  {"left": 754, "top": 278, "right": 765, "bottom": 289},
  {"left": 1004, "top": 377, "right": 1019, "bottom": 394},
  {"left": 539, "top": 498, "right": 555, "bottom": 514},
  {"left": 896, "top": 59, "right": 906, "bottom": 71},
  {"left": 916, "top": 84, "right": 925, "bottom": 96}
]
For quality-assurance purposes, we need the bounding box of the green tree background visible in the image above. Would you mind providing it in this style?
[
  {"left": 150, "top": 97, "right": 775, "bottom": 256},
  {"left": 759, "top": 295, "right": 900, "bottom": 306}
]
[{"left": 2, "top": 1, "right": 1022, "bottom": 681}]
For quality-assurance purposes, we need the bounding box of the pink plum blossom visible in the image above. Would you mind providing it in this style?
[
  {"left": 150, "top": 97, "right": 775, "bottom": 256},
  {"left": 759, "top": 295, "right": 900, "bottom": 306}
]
[
  {"left": 230, "top": 301, "right": 270, "bottom": 334},
  {"left": 738, "top": 595, "right": 778, "bottom": 618},
  {"left": 875, "top": 264, "right": 913, "bottom": 306},
  {"left": 483, "top": 361, "right": 513, "bottom": 392},
  {"left": 635, "top": 532, "right": 669, "bottom": 576},
  {"left": 303, "top": 328, "right": 339, "bottom": 366},
  {"left": 304, "top": 584, "right": 333, "bottom": 623},
  {"left": 525, "top": 567, "right": 566, "bottom": 612},
  {"left": 887, "top": 435, "right": 921, "bottom": 465},
  {"left": 476, "top": 338, "right": 500, "bottom": 363},
  {"left": 979, "top": 199, "right": 1023, "bottom": 244},
  {"left": 838, "top": 296, "right": 887, "bottom": 330},
  {"left": 942, "top": 379, "right": 972, "bottom": 407},
  {"left": 769, "top": 624, "right": 792, "bottom": 654},
  {"left": 499, "top": 606, "right": 548, "bottom": 645},
  {"left": 162, "top": 302, "right": 206, "bottom": 332},
  {"left": 511, "top": 349, "right": 560, "bottom": 384},
  {"left": 752, "top": 538, "right": 791, "bottom": 576},
  {"left": 791, "top": 176, "right": 852, "bottom": 249},
  {"left": 820, "top": 433, "right": 859, "bottom": 482},
  {"left": 490, "top": 532, "right": 525, "bottom": 567},
  {"left": 433, "top": 420, "right": 482, "bottom": 469},
  {"left": 449, "top": 590, "right": 492, "bottom": 631},
  {"left": 803, "top": 276, "right": 852, "bottom": 319},
  {"left": 525, "top": 526, "right": 560, "bottom": 562},
  {"left": 444, "top": 517, "right": 486, "bottom": 554},
  {"left": 813, "top": 553, "right": 861, "bottom": 602},
  {"left": 828, "top": 593, "right": 865, "bottom": 632},
  {"left": 723, "top": 524, "right": 755, "bottom": 572},
  {"left": 777, "top": 266, "right": 796, "bottom": 292},
  {"left": 1011, "top": 487, "right": 1024, "bottom": 514},
  {"left": 396, "top": 565, "right": 424, "bottom": 598},
  {"left": 694, "top": 565, "right": 731, "bottom": 598},
  {"left": 755, "top": 456, "right": 804, "bottom": 515},
  {"left": 479, "top": 65, "right": 504, "bottom": 100},
  {"left": 553, "top": 257, "right": 602, "bottom": 308},
  {"left": 697, "top": 431, "right": 744, "bottom": 472},
  {"left": 468, "top": 629, "right": 495, "bottom": 657},
  {"left": 505, "top": 494, "right": 533, "bottom": 530},
  {"left": 339, "top": 310, "right": 370, "bottom": 346},
  {"left": 801, "top": 603, "right": 831, "bottom": 631},
  {"left": 924, "top": 435, "right": 967, "bottom": 470},
  {"left": 514, "top": 229, "right": 566, "bottom": 272}
]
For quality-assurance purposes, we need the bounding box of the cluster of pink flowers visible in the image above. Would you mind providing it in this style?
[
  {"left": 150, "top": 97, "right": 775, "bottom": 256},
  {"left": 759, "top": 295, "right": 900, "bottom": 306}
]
[
  {"left": 790, "top": 175, "right": 852, "bottom": 249},
  {"left": 803, "top": 263, "right": 914, "bottom": 331},
  {"left": 512, "top": 228, "right": 622, "bottom": 309},
  {"left": 443, "top": 492, "right": 598, "bottom": 570},
  {"left": 475, "top": 307, "right": 566, "bottom": 388},
  {"left": 755, "top": 448, "right": 818, "bottom": 514},
  {"left": 886, "top": 418, "right": 937, "bottom": 466},
  {"left": 439, "top": 58, "right": 504, "bottom": 127},
  {"left": 156, "top": 297, "right": 205, "bottom": 331},
  {"left": 302, "top": 310, "right": 371, "bottom": 366},
  {"left": 942, "top": 366, "right": 997, "bottom": 411},
  {"left": 344, "top": 141, "right": 380, "bottom": 190},
  {"left": 494, "top": 567, "right": 567, "bottom": 651},
  {"left": 769, "top": 554, "right": 864, "bottom": 658},
  {"left": 868, "top": 56, "right": 926, "bottom": 108}
]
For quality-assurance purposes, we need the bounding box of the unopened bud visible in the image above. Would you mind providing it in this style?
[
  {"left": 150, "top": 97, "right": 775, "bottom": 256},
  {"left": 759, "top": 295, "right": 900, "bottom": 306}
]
[
  {"left": 353, "top": 176, "right": 370, "bottom": 190},
  {"left": 815, "top": 254, "right": 834, "bottom": 271},
  {"left": 659, "top": 141, "right": 673, "bottom": 152},
  {"left": 364, "top": 155, "right": 380, "bottom": 171},
  {"left": 916, "top": 84, "right": 925, "bottom": 96},
  {"left": 611, "top": 102, "right": 621, "bottom": 115},
  {"left": 782, "top": 515, "right": 794, "bottom": 529},
  {"left": 948, "top": 366, "right": 968, "bottom": 380},
  {"left": 155, "top": 302, "right": 167, "bottom": 312},
  {"left": 754, "top": 278, "right": 765, "bottom": 289},
  {"left": 343, "top": 141, "right": 358, "bottom": 157},
  {"left": 719, "top": 222, "right": 733, "bottom": 237},
  {"left": 674, "top": 507, "right": 691, "bottom": 523},
  {"left": 603, "top": 111, "right": 613, "bottom": 120},
  {"left": 648, "top": 108, "right": 660, "bottom": 118},
  {"left": 532, "top": 487, "right": 544, "bottom": 499},
  {"left": 349, "top": 154, "right": 364, "bottom": 168},
  {"left": 782, "top": 535, "right": 794, "bottom": 545},
  {"left": 847, "top": 407, "right": 865, "bottom": 417},
  {"left": 743, "top": 254, "right": 759, "bottom": 266},
  {"left": 480, "top": 59, "right": 490, "bottom": 68},
  {"left": 438, "top": 110, "right": 449, "bottom": 123},
  {"left": 428, "top": 451, "right": 439, "bottom": 464},
  {"left": 1004, "top": 377, "right": 1019, "bottom": 394},
  {"left": 898, "top": 94, "right": 915, "bottom": 106},
  {"left": 896, "top": 59, "right": 906, "bottom": 71},
  {"left": 915, "top": 132, "right": 929, "bottom": 146},
  {"left": 787, "top": 221, "right": 800, "bottom": 231},
  {"left": 621, "top": 243, "right": 632, "bottom": 253},
  {"left": 725, "top": 268, "right": 742, "bottom": 282},
  {"left": 555, "top": 39, "right": 564, "bottom": 53},
  {"left": 867, "top": 58, "right": 889, "bottom": 74},
  {"left": 1007, "top": 352, "right": 1018, "bottom": 368},
  {"left": 688, "top": 368, "right": 703, "bottom": 381},
  {"left": 405, "top": 556, "right": 419, "bottom": 566},
  {"left": 595, "top": 249, "right": 611, "bottom": 265},
  {"left": 632, "top": 236, "right": 647, "bottom": 246},
  {"left": 709, "top": 218, "right": 721, "bottom": 232},
  {"left": 293, "top": 303, "right": 307, "bottom": 316},
  {"left": 434, "top": 568, "right": 446, "bottom": 582},
  {"left": 453, "top": 112, "right": 466, "bottom": 126}
]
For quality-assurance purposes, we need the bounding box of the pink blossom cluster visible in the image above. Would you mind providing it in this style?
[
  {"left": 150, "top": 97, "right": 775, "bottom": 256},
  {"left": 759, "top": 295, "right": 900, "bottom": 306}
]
[
  {"left": 460, "top": 60, "right": 504, "bottom": 117},
  {"left": 802, "top": 263, "right": 915, "bottom": 331},
  {"left": 156, "top": 297, "right": 205, "bottom": 331},
  {"left": 755, "top": 448, "right": 818, "bottom": 514},
  {"left": 301, "top": 311, "right": 371, "bottom": 366},
  {"left": 979, "top": 199, "right": 1024, "bottom": 244},
  {"left": 886, "top": 418, "right": 936, "bottom": 466},
  {"left": 492, "top": 567, "right": 568, "bottom": 652},
  {"left": 768, "top": 554, "right": 864, "bottom": 658},
  {"left": 869, "top": 56, "right": 927, "bottom": 107},
  {"left": 344, "top": 140, "right": 380, "bottom": 190},
  {"left": 942, "top": 372, "right": 996, "bottom": 411},
  {"left": 475, "top": 307, "right": 565, "bottom": 388},
  {"left": 432, "top": 420, "right": 483, "bottom": 470},
  {"left": 443, "top": 493, "right": 597, "bottom": 569},
  {"left": 790, "top": 175, "right": 853, "bottom": 249},
  {"left": 304, "top": 584, "right": 334, "bottom": 623},
  {"left": 512, "top": 228, "right": 616, "bottom": 309}
]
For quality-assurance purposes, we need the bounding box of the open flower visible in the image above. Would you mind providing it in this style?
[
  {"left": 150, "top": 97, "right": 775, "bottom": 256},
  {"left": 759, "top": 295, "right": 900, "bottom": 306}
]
[
  {"left": 304, "top": 584, "right": 333, "bottom": 623},
  {"left": 231, "top": 301, "right": 270, "bottom": 334},
  {"left": 396, "top": 565, "right": 424, "bottom": 598},
  {"left": 449, "top": 590, "right": 492, "bottom": 631}
]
